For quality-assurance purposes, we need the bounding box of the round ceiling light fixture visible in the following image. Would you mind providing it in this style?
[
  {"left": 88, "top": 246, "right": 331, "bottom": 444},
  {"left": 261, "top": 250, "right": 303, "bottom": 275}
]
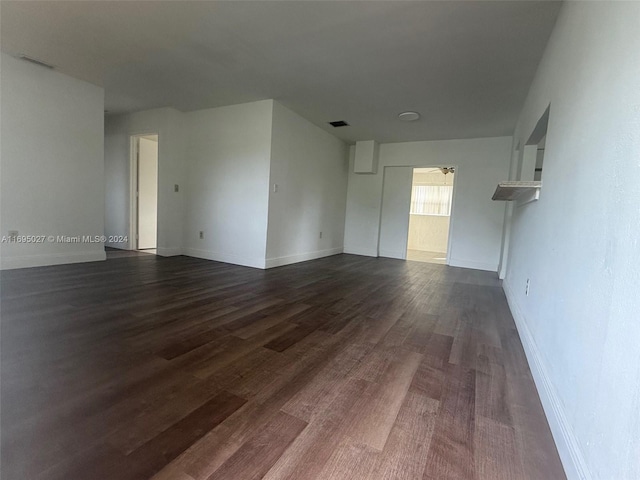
[{"left": 398, "top": 111, "right": 420, "bottom": 122}]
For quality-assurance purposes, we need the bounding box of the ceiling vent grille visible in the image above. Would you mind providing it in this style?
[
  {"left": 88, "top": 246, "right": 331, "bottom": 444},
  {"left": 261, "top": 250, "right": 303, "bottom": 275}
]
[{"left": 328, "top": 120, "right": 349, "bottom": 128}]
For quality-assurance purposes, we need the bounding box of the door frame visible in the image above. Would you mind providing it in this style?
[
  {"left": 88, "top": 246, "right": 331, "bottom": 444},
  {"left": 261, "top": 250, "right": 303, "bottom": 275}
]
[
  {"left": 129, "top": 133, "right": 159, "bottom": 251},
  {"left": 379, "top": 164, "right": 458, "bottom": 264},
  {"left": 445, "top": 166, "right": 458, "bottom": 265}
]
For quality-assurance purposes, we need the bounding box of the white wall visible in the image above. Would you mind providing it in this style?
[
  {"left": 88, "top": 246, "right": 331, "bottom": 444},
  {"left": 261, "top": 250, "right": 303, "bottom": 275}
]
[
  {"left": 105, "top": 100, "right": 347, "bottom": 270},
  {"left": 265, "top": 102, "right": 348, "bottom": 267},
  {"left": 503, "top": 3, "right": 640, "bottom": 479},
  {"left": 183, "top": 100, "right": 273, "bottom": 269},
  {"left": 0, "top": 53, "right": 105, "bottom": 269},
  {"left": 104, "top": 107, "right": 185, "bottom": 255},
  {"left": 344, "top": 137, "right": 512, "bottom": 271}
]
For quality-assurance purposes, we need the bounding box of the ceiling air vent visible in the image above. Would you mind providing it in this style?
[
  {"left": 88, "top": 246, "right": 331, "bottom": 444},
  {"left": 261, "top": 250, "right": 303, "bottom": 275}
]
[
  {"left": 328, "top": 120, "right": 349, "bottom": 128},
  {"left": 17, "top": 54, "right": 55, "bottom": 69}
]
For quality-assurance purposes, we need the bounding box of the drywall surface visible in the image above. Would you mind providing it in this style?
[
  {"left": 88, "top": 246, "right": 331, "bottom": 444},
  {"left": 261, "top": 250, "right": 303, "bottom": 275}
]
[
  {"left": 344, "top": 137, "right": 511, "bottom": 271},
  {"left": 104, "top": 107, "right": 186, "bottom": 255},
  {"left": 0, "top": 53, "right": 106, "bottom": 269},
  {"left": 183, "top": 100, "right": 273, "bottom": 269},
  {"left": 378, "top": 167, "right": 413, "bottom": 260},
  {"left": 407, "top": 215, "right": 450, "bottom": 253},
  {"left": 265, "top": 102, "right": 348, "bottom": 267},
  {"left": 503, "top": 3, "right": 640, "bottom": 479}
]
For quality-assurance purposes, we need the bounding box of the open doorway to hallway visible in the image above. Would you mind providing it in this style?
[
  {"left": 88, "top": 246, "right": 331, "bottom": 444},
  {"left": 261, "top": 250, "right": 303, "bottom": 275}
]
[
  {"left": 406, "top": 167, "right": 454, "bottom": 264},
  {"left": 131, "top": 134, "right": 158, "bottom": 254}
]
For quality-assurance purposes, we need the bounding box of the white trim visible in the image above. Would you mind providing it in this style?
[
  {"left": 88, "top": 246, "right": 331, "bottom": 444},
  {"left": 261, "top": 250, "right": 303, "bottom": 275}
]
[
  {"left": 129, "top": 136, "right": 137, "bottom": 251},
  {"left": 105, "top": 243, "right": 127, "bottom": 250},
  {"left": 156, "top": 247, "right": 182, "bottom": 257},
  {"left": 343, "top": 246, "right": 378, "bottom": 257},
  {"left": 1, "top": 250, "right": 106, "bottom": 270},
  {"left": 183, "top": 248, "right": 265, "bottom": 269},
  {"left": 409, "top": 212, "right": 451, "bottom": 217},
  {"left": 265, "top": 247, "right": 343, "bottom": 269},
  {"left": 447, "top": 257, "right": 497, "bottom": 272},
  {"left": 503, "top": 282, "right": 592, "bottom": 480},
  {"left": 444, "top": 165, "right": 459, "bottom": 266}
]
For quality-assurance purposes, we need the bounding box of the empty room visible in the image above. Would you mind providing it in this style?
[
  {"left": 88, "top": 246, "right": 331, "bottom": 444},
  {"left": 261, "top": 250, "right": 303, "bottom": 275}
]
[{"left": 1, "top": 1, "right": 639, "bottom": 480}]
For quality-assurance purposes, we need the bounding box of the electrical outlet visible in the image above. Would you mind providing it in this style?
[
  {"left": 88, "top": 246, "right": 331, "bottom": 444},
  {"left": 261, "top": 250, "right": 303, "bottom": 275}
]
[
  {"left": 525, "top": 278, "right": 530, "bottom": 296},
  {"left": 319, "top": 231, "right": 323, "bottom": 239},
  {"left": 174, "top": 184, "right": 179, "bottom": 192},
  {"left": 199, "top": 231, "right": 204, "bottom": 239}
]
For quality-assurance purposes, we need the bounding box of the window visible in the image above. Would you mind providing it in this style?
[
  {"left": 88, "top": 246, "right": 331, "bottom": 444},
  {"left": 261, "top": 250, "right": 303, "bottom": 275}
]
[{"left": 410, "top": 185, "right": 453, "bottom": 216}]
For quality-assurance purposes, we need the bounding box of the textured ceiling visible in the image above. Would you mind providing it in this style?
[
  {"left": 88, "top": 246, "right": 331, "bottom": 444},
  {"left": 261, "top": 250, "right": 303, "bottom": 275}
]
[{"left": 1, "top": 1, "right": 562, "bottom": 143}]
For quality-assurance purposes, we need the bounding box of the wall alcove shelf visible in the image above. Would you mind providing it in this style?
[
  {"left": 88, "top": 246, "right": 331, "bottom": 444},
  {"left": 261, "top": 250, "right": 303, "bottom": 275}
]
[{"left": 492, "top": 181, "right": 542, "bottom": 203}]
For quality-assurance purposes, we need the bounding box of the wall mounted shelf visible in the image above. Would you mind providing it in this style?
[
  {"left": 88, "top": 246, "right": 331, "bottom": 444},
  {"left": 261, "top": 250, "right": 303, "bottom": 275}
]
[{"left": 492, "top": 181, "right": 541, "bottom": 204}]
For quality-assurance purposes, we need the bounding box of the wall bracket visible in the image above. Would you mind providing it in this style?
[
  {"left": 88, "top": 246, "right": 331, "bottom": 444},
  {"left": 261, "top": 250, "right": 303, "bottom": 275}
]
[{"left": 492, "top": 181, "right": 541, "bottom": 204}]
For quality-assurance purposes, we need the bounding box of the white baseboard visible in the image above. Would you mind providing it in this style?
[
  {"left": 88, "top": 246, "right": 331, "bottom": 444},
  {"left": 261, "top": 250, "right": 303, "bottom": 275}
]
[
  {"left": 156, "top": 247, "right": 182, "bottom": 257},
  {"left": 448, "top": 257, "right": 497, "bottom": 272},
  {"left": 503, "top": 282, "right": 592, "bottom": 480},
  {"left": 343, "top": 246, "right": 378, "bottom": 257},
  {"left": 183, "top": 247, "right": 266, "bottom": 269},
  {"left": 0, "top": 250, "right": 106, "bottom": 270},
  {"left": 265, "top": 247, "right": 343, "bottom": 269},
  {"left": 378, "top": 249, "right": 406, "bottom": 260},
  {"left": 105, "top": 243, "right": 127, "bottom": 250}
]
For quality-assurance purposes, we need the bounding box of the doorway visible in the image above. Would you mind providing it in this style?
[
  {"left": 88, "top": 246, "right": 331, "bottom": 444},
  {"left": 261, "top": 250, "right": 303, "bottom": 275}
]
[
  {"left": 406, "top": 167, "right": 454, "bottom": 264},
  {"left": 132, "top": 134, "right": 158, "bottom": 252}
]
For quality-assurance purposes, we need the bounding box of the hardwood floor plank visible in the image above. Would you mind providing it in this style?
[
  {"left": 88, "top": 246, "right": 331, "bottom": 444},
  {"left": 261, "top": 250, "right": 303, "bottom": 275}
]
[
  {"left": 409, "top": 349, "right": 449, "bottom": 401},
  {"left": 371, "top": 391, "right": 439, "bottom": 480},
  {"left": 314, "top": 440, "right": 379, "bottom": 480},
  {"left": 0, "top": 254, "right": 565, "bottom": 480},
  {"left": 474, "top": 415, "right": 526, "bottom": 480},
  {"left": 351, "top": 344, "right": 395, "bottom": 383},
  {"left": 170, "top": 401, "right": 285, "bottom": 479},
  {"left": 264, "top": 378, "right": 370, "bottom": 480},
  {"left": 4, "top": 363, "right": 209, "bottom": 478},
  {"left": 423, "top": 332, "right": 454, "bottom": 365},
  {"left": 475, "top": 352, "right": 512, "bottom": 426},
  {"left": 33, "top": 443, "right": 148, "bottom": 480},
  {"left": 423, "top": 364, "right": 476, "bottom": 480},
  {"left": 403, "top": 313, "right": 439, "bottom": 353},
  {"left": 506, "top": 372, "right": 566, "bottom": 479},
  {"left": 187, "top": 322, "right": 297, "bottom": 379},
  {"left": 347, "top": 348, "right": 422, "bottom": 450},
  {"left": 281, "top": 342, "right": 372, "bottom": 421},
  {"left": 232, "top": 303, "right": 312, "bottom": 339},
  {"left": 433, "top": 306, "right": 463, "bottom": 337},
  {"left": 205, "top": 411, "right": 307, "bottom": 480},
  {"left": 106, "top": 378, "right": 222, "bottom": 454},
  {"left": 152, "top": 471, "right": 196, "bottom": 480},
  {"left": 124, "top": 391, "right": 246, "bottom": 476}
]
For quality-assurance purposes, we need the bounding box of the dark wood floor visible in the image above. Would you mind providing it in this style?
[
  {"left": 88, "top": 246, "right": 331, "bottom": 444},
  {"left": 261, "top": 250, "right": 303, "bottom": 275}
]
[{"left": 0, "top": 254, "right": 565, "bottom": 480}]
